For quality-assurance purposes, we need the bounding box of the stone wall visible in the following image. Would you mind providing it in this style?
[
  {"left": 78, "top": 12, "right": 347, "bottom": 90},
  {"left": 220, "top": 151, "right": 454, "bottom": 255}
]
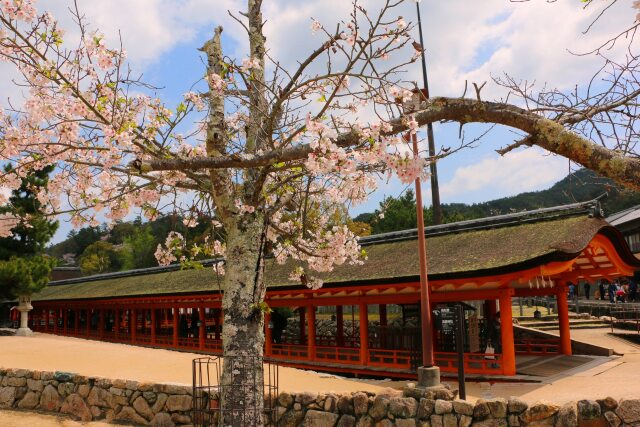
[
  {"left": 1, "top": 366, "right": 639, "bottom": 426},
  {"left": 0, "top": 367, "right": 192, "bottom": 426},
  {"left": 269, "top": 386, "right": 639, "bottom": 427}
]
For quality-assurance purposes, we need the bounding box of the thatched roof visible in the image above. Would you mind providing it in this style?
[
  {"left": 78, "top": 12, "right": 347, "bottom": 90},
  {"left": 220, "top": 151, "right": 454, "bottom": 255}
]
[{"left": 32, "top": 201, "right": 639, "bottom": 302}]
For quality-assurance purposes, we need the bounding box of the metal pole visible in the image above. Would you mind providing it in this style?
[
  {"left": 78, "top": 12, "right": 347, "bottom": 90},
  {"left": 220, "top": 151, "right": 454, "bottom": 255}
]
[
  {"left": 456, "top": 304, "right": 466, "bottom": 400},
  {"left": 413, "top": 132, "right": 435, "bottom": 367},
  {"left": 415, "top": 1, "right": 442, "bottom": 225}
]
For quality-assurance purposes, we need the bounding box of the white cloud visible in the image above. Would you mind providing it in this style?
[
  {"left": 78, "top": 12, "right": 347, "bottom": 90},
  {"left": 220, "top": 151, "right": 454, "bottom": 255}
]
[{"left": 440, "top": 149, "right": 568, "bottom": 203}]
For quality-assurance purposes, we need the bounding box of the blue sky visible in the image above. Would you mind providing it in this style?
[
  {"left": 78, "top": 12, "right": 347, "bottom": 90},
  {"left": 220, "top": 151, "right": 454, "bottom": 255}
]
[{"left": 0, "top": 0, "right": 632, "bottom": 242}]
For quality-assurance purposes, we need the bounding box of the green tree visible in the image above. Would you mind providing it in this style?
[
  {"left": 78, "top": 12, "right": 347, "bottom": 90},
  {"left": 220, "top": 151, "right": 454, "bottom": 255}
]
[
  {"left": 0, "top": 256, "right": 56, "bottom": 300},
  {"left": 121, "top": 225, "right": 158, "bottom": 270},
  {"left": 78, "top": 241, "right": 123, "bottom": 275},
  {"left": 0, "top": 166, "right": 58, "bottom": 261},
  {"left": 372, "top": 190, "right": 420, "bottom": 234}
]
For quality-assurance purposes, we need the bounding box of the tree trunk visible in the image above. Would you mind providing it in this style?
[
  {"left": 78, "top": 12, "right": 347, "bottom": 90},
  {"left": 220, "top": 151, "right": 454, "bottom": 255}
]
[{"left": 219, "top": 214, "right": 267, "bottom": 426}]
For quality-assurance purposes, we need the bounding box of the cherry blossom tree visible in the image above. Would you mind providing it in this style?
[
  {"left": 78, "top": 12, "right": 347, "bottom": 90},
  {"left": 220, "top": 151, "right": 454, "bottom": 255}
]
[{"left": 1, "top": 0, "right": 639, "bottom": 424}]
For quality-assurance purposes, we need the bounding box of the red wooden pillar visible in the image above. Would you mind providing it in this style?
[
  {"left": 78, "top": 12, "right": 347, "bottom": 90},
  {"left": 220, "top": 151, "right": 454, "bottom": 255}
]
[
  {"left": 62, "top": 309, "right": 68, "bottom": 335},
  {"left": 307, "top": 305, "right": 316, "bottom": 359},
  {"left": 299, "top": 307, "right": 306, "bottom": 344},
  {"left": 45, "top": 308, "right": 50, "bottom": 332},
  {"left": 213, "top": 310, "right": 221, "bottom": 341},
  {"left": 379, "top": 304, "right": 387, "bottom": 327},
  {"left": 99, "top": 309, "right": 105, "bottom": 339},
  {"left": 499, "top": 291, "right": 516, "bottom": 376},
  {"left": 557, "top": 284, "right": 572, "bottom": 355},
  {"left": 53, "top": 308, "right": 59, "bottom": 334},
  {"left": 131, "top": 308, "right": 137, "bottom": 343},
  {"left": 74, "top": 309, "right": 80, "bottom": 335},
  {"left": 151, "top": 308, "right": 157, "bottom": 345},
  {"left": 115, "top": 309, "right": 120, "bottom": 339},
  {"left": 172, "top": 307, "right": 179, "bottom": 347},
  {"left": 86, "top": 309, "right": 91, "bottom": 337},
  {"left": 359, "top": 303, "right": 369, "bottom": 364},
  {"left": 199, "top": 307, "right": 206, "bottom": 351},
  {"left": 264, "top": 311, "right": 272, "bottom": 357},
  {"left": 336, "top": 306, "right": 344, "bottom": 347}
]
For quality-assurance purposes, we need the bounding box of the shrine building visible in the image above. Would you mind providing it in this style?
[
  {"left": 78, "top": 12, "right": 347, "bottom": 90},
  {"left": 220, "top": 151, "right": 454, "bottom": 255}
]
[{"left": 26, "top": 199, "right": 640, "bottom": 379}]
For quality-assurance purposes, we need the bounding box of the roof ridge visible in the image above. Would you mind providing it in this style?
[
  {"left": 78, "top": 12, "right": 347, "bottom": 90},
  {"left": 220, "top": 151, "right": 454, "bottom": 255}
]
[{"left": 48, "top": 198, "right": 602, "bottom": 287}]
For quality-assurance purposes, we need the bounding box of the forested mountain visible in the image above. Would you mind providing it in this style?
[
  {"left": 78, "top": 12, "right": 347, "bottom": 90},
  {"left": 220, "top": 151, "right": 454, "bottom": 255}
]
[
  {"left": 49, "top": 168, "right": 640, "bottom": 275},
  {"left": 354, "top": 168, "right": 640, "bottom": 235}
]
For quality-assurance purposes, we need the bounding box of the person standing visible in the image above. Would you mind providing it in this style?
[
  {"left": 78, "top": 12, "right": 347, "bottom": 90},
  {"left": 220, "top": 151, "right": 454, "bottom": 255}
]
[
  {"left": 609, "top": 281, "right": 617, "bottom": 303},
  {"left": 599, "top": 280, "right": 606, "bottom": 301},
  {"left": 583, "top": 281, "right": 591, "bottom": 300},
  {"left": 630, "top": 272, "right": 639, "bottom": 303}
]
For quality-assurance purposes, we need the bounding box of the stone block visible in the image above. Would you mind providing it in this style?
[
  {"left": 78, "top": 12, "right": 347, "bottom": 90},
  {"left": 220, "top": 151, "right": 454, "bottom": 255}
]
[
  {"left": 615, "top": 398, "right": 640, "bottom": 424},
  {"left": 115, "top": 405, "right": 149, "bottom": 425},
  {"left": 418, "top": 398, "right": 436, "bottom": 419},
  {"left": 54, "top": 371, "right": 74, "bottom": 382},
  {"left": 452, "top": 399, "right": 473, "bottom": 416},
  {"left": 356, "top": 415, "right": 374, "bottom": 427},
  {"left": 6, "top": 377, "right": 26, "bottom": 387},
  {"left": 150, "top": 412, "right": 175, "bottom": 427},
  {"left": 396, "top": 419, "right": 417, "bottom": 427},
  {"left": 389, "top": 397, "right": 418, "bottom": 418},
  {"left": 556, "top": 401, "right": 577, "bottom": 427},
  {"left": 152, "top": 393, "right": 168, "bottom": 413},
  {"left": 302, "top": 410, "right": 338, "bottom": 427},
  {"left": 143, "top": 391, "right": 157, "bottom": 404},
  {"left": 435, "top": 399, "right": 453, "bottom": 415},
  {"left": 87, "top": 386, "right": 114, "bottom": 408},
  {"left": 487, "top": 398, "right": 508, "bottom": 418},
  {"left": 507, "top": 397, "right": 528, "bottom": 414},
  {"left": 134, "top": 395, "right": 155, "bottom": 421},
  {"left": 578, "top": 399, "right": 601, "bottom": 421},
  {"left": 603, "top": 410, "right": 621, "bottom": 427},
  {"left": 520, "top": 402, "right": 559, "bottom": 423},
  {"left": 27, "top": 379, "right": 44, "bottom": 392},
  {"left": 597, "top": 397, "right": 617, "bottom": 412},
  {"left": 459, "top": 414, "right": 472, "bottom": 427},
  {"left": 369, "top": 395, "right": 389, "bottom": 420},
  {"left": 61, "top": 393, "right": 93, "bottom": 422},
  {"left": 338, "top": 395, "right": 354, "bottom": 414},
  {"left": 430, "top": 414, "right": 443, "bottom": 427},
  {"left": 337, "top": 414, "right": 356, "bottom": 427},
  {"left": 278, "top": 392, "right": 294, "bottom": 408},
  {"left": 17, "top": 390, "right": 39, "bottom": 409},
  {"left": 40, "top": 384, "right": 62, "bottom": 412},
  {"left": 442, "top": 412, "right": 457, "bottom": 427},
  {"left": 57, "top": 381, "right": 75, "bottom": 397},
  {"left": 474, "top": 400, "right": 491, "bottom": 420},
  {"left": 353, "top": 392, "right": 369, "bottom": 416},
  {"left": 165, "top": 394, "right": 192, "bottom": 412}
]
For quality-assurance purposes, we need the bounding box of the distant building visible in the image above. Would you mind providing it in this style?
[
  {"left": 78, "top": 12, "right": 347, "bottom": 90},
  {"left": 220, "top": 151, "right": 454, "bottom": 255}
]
[
  {"left": 26, "top": 200, "right": 640, "bottom": 379},
  {"left": 607, "top": 205, "right": 640, "bottom": 256}
]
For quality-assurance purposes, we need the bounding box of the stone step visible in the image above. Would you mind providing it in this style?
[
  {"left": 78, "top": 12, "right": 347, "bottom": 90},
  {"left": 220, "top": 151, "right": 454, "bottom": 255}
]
[
  {"left": 518, "top": 319, "right": 604, "bottom": 328},
  {"left": 533, "top": 324, "right": 610, "bottom": 331}
]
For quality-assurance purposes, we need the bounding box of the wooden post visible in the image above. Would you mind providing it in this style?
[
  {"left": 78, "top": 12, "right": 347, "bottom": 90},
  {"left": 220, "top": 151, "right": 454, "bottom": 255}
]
[
  {"left": 264, "top": 311, "right": 272, "bottom": 357},
  {"left": 299, "top": 307, "right": 306, "bottom": 344},
  {"left": 53, "top": 308, "right": 58, "bottom": 334},
  {"left": 172, "top": 307, "right": 179, "bottom": 347},
  {"left": 62, "top": 309, "right": 68, "bottom": 335},
  {"left": 115, "top": 309, "right": 120, "bottom": 340},
  {"left": 214, "top": 309, "right": 221, "bottom": 341},
  {"left": 359, "top": 303, "right": 369, "bottom": 364},
  {"left": 151, "top": 308, "right": 157, "bottom": 345},
  {"left": 199, "top": 307, "right": 206, "bottom": 351},
  {"left": 73, "top": 309, "right": 79, "bottom": 335},
  {"left": 307, "top": 306, "right": 316, "bottom": 359},
  {"left": 131, "top": 308, "right": 137, "bottom": 343},
  {"left": 557, "top": 284, "right": 572, "bottom": 355},
  {"left": 45, "top": 308, "right": 50, "bottom": 332},
  {"left": 499, "top": 291, "right": 516, "bottom": 375},
  {"left": 336, "top": 305, "right": 344, "bottom": 347},
  {"left": 99, "top": 309, "right": 105, "bottom": 339},
  {"left": 86, "top": 309, "right": 91, "bottom": 337},
  {"left": 379, "top": 304, "right": 387, "bottom": 327}
]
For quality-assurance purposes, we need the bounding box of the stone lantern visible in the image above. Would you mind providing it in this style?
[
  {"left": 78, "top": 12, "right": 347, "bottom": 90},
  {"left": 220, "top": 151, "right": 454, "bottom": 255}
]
[{"left": 15, "top": 295, "right": 34, "bottom": 336}]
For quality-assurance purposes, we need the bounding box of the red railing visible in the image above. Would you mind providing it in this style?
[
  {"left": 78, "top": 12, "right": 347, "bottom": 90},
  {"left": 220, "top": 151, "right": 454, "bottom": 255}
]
[
  {"left": 315, "top": 345, "right": 360, "bottom": 364},
  {"left": 515, "top": 338, "right": 560, "bottom": 355},
  {"left": 435, "top": 352, "right": 504, "bottom": 375},
  {"left": 368, "top": 348, "right": 412, "bottom": 369},
  {"left": 270, "top": 343, "right": 308, "bottom": 360},
  {"left": 176, "top": 337, "right": 199, "bottom": 349},
  {"left": 204, "top": 340, "right": 223, "bottom": 354}
]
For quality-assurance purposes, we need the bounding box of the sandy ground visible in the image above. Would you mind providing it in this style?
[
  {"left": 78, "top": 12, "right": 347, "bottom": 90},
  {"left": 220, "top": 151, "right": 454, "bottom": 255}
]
[
  {"left": 0, "top": 333, "right": 394, "bottom": 394},
  {"left": 1, "top": 329, "right": 640, "bottom": 425}
]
